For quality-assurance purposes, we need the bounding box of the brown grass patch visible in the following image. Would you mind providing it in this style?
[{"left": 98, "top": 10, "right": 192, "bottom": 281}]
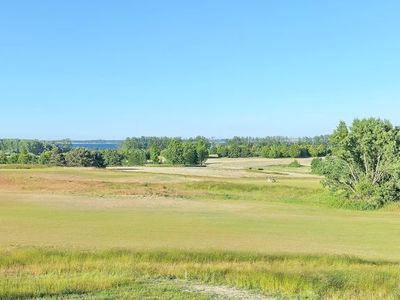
[{"left": 0, "top": 171, "right": 194, "bottom": 198}]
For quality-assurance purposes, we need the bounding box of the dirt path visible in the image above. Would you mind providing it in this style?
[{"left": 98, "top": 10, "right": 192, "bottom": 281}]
[
  {"left": 186, "top": 282, "right": 274, "bottom": 299},
  {"left": 157, "top": 279, "right": 274, "bottom": 299}
]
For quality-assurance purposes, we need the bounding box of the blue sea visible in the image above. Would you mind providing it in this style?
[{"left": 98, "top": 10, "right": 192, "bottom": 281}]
[{"left": 71, "top": 143, "right": 121, "bottom": 150}]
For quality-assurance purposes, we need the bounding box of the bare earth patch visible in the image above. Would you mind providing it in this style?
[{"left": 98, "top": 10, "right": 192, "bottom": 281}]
[
  {"left": 159, "top": 279, "right": 274, "bottom": 300},
  {"left": 188, "top": 283, "right": 273, "bottom": 299}
]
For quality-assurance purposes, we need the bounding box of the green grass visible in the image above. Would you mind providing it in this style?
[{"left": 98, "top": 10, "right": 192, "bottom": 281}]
[
  {"left": 1, "top": 248, "right": 400, "bottom": 299},
  {"left": 3, "top": 187, "right": 400, "bottom": 261},
  {"left": 1, "top": 162, "right": 400, "bottom": 298},
  {"left": 247, "top": 166, "right": 312, "bottom": 177}
]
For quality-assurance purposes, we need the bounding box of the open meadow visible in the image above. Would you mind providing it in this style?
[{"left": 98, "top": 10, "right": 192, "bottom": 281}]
[{"left": 1, "top": 158, "right": 400, "bottom": 299}]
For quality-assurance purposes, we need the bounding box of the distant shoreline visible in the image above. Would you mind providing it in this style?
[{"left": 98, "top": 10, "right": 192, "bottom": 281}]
[{"left": 71, "top": 142, "right": 121, "bottom": 150}]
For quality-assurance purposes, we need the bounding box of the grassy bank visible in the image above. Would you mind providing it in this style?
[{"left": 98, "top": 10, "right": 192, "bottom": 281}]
[{"left": 1, "top": 248, "right": 400, "bottom": 299}]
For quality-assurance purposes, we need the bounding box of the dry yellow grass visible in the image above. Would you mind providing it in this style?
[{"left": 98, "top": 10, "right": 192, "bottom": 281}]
[
  {"left": 1, "top": 158, "right": 400, "bottom": 298},
  {"left": 0, "top": 159, "right": 399, "bottom": 260}
]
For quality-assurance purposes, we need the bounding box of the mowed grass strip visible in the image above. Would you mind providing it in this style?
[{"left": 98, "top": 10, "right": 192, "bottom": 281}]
[
  {"left": 1, "top": 248, "right": 400, "bottom": 299},
  {"left": 2, "top": 189, "right": 400, "bottom": 261}
]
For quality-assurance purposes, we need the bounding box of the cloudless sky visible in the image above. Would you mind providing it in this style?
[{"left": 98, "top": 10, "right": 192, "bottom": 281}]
[{"left": 1, "top": 1, "right": 400, "bottom": 139}]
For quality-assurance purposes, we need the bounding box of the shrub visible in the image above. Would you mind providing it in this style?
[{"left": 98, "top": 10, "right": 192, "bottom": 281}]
[
  {"left": 311, "top": 158, "right": 325, "bottom": 174},
  {"left": 288, "top": 160, "right": 302, "bottom": 168}
]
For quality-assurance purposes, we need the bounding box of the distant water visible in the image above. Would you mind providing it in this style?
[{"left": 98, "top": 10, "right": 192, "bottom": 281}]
[{"left": 71, "top": 143, "right": 121, "bottom": 150}]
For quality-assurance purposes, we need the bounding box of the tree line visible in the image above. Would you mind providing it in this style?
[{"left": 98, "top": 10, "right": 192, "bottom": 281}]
[
  {"left": 209, "top": 136, "right": 330, "bottom": 158},
  {"left": 0, "top": 137, "right": 210, "bottom": 167},
  {"left": 0, "top": 135, "right": 330, "bottom": 168},
  {"left": 0, "top": 139, "right": 72, "bottom": 155}
]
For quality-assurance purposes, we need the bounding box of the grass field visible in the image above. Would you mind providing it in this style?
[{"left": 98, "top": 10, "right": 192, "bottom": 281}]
[{"left": 1, "top": 158, "right": 400, "bottom": 299}]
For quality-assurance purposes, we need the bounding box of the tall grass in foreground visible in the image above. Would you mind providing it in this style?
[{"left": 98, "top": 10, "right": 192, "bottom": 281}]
[{"left": 1, "top": 248, "right": 400, "bottom": 299}]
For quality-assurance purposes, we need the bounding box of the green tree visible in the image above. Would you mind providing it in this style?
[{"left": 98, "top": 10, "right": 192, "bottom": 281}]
[
  {"left": 38, "top": 151, "right": 52, "bottom": 165},
  {"left": 49, "top": 147, "right": 66, "bottom": 166},
  {"left": 216, "top": 145, "right": 228, "bottom": 157},
  {"left": 102, "top": 150, "right": 123, "bottom": 166},
  {"left": 124, "top": 149, "right": 146, "bottom": 166},
  {"left": 65, "top": 148, "right": 105, "bottom": 167},
  {"left": 65, "top": 148, "right": 93, "bottom": 167},
  {"left": 25, "top": 140, "right": 45, "bottom": 155},
  {"left": 149, "top": 144, "right": 160, "bottom": 164},
  {"left": 92, "top": 151, "right": 106, "bottom": 168},
  {"left": 120, "top": 138, "right": 139, "bottom": 152},
  {"left": 0, "top": 151, "right": 7, "bottom": 164},
  {"left": 260, "top": 146, "right": 270, "bottom": 158},
  {"left": 239, "top": 145, "right": 251, "bottom": 157},
  {"left": 182, "top": 143, "right": 198, "bottom": 165},
  {"left": 209, "top": 146, "right": 217, "bottom": 155},
  {"left": 8, "top": 153, "right": 19, "bottom": 164},
  {"left": 227, "top": 144, "right": 241, "bottom": 158},
  {"left": 321, "top": 118, "right": 400, "bottom": 207},
  {"left": 196, "top": 140, "right": 208, "bottom": 166},
  {"left": 287, "top": 145, "right": 301, "bottom": 158},
  {"left": 268, "top": 145, "right": 282, "bottom": 158},
  {"left": 163, "top": 139, "right": 184, "bottom": 165},
  {"left": 17, "top": 148, "right": 30, "bottom": 164},
  {"left": 308, "top": 144, "right": 325, "bottom": 157}
]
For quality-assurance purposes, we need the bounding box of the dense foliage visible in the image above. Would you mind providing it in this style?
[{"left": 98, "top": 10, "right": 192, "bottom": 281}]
[
  {"left": 0, "top": 139, "right": 72, "bottom": 154},
  {"left": 314, "top": 118, "right": 400, "bottom": 207},
  {"left": 161, "top": 138, "right": 209, "bottom": 166},
  {"left": 212, "top": 136, "right": 330, "bottom": 158},
  {"left": 0, "top": 135, "right": 329, "bottom": 168}
]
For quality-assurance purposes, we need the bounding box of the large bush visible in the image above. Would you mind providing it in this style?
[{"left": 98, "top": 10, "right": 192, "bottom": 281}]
[{"left": 320, "top": 118, "right": 400, "bottom": 207}]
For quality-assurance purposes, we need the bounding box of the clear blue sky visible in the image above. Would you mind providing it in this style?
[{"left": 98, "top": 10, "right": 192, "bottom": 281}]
[{"left": 1, "top": 1, "right": 399, "bottom": 140}]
